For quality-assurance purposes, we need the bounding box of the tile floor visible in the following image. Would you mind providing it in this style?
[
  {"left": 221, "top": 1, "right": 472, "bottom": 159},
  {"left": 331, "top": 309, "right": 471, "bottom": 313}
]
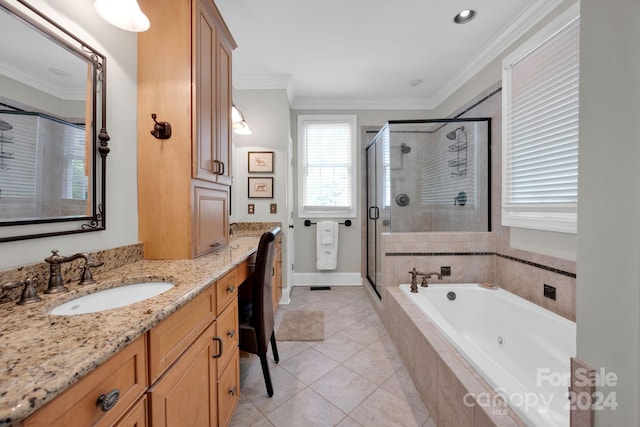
[{"left": 230, "top": 285, "right": 436, "bottom": 427}]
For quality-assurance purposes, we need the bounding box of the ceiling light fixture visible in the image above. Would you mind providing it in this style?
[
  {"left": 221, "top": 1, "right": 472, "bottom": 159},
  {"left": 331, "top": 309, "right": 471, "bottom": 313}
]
[
  {"left": 94, "top": 0, "right": 150, "bottom": 32},
  {"left": 454, "top": 9, "right": 476, "bottom": 24}
]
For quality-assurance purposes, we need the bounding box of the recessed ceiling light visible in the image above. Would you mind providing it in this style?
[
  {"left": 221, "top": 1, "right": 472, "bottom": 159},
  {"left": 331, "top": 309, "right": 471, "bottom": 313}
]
[{"left": 454, "top": 9, "right": 476, "bottom": 24}]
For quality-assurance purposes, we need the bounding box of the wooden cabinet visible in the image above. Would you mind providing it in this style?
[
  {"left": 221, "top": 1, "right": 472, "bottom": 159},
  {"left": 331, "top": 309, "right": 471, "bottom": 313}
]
[
  {"left": 114, "top": 396, "right": 148, "bottom": 427},
  {"left": 194, "top": 0, "right": 233, "bottom": 186},
  {"left": 148, "top": 321, "right": 218, "bottom": 427},
  {"left": 272, "top": 234, "right": 282, "bottom": 312},
  {"left": 137, "top": 0, "right": 236, "bottom": 259},
  {"left": 22, "top": 266, "right": 245, "bottom": 427},
  {"left": 194, "top": 186, "right": 229, "bottom": 257},
  {"left": 23, "top": 336, "right": 148, "bottom": 427},
  {"left": 147, "top": 268, "right": 239, "bottom": 427}
]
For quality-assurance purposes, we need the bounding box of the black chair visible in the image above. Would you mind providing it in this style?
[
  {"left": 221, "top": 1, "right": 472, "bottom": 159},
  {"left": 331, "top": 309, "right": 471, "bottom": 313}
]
[{"left": 238, "top": 227, "right": 281, "bottom": 397}]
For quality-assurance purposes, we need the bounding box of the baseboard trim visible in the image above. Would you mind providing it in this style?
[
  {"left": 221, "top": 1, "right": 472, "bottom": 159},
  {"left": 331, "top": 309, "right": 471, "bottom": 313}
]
[{"left": 293, "top": 272, "right": 363, "bottom": 287}]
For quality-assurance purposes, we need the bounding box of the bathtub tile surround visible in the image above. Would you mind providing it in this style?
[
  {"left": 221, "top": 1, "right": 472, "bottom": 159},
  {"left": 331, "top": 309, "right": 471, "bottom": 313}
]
[
  {"left": 381, "top": 231, "right": 576, "bottom": 321},
  {"left": 383, "top": 286, "right": 528, "bottom": 427},
  {"left": 0, "top": 243, "right": 144, "bottom": 305}
]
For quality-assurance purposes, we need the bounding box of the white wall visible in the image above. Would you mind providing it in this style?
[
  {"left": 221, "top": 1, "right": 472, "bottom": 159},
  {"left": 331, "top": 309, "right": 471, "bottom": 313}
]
[
  {"left": 577, "top": 0, "right": 640, "bottom": 424},
  {"left": 0, "top": 0, "right": 139, "bottom": 269}
]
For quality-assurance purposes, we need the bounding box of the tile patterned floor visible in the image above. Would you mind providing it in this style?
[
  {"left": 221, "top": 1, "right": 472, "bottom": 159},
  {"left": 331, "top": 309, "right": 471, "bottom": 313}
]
[{"left": 230, "top": 286, "right": 436, "bottom": 427}]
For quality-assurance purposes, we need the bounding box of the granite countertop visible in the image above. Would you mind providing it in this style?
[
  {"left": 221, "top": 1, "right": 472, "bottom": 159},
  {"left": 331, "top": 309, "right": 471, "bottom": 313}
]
[{"left": 0, "top": 235, "right": 260, "bottom": 426}]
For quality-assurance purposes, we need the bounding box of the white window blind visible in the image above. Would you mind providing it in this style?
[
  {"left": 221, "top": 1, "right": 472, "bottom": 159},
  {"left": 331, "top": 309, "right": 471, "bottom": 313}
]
[
  {"left": 502, "top": 4, "right": 580, "bottom": 233},
  {"left": 297, "top": 115, "right": 357, "bottom": 218}
]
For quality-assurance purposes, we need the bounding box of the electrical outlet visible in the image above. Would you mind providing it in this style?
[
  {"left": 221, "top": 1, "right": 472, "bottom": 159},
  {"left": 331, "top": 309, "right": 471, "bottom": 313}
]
[
  {"left": 248, "top": 204, "right": 255, "bottom": 214},
  {"left": 544, "top": 284, "right": 556, "bottom": 300},
  {"left": 270, "top": 203, "right": 277, "bottom": 214},
  {"left": 441, "top": 266, "right": 451, "bottom": 277}
]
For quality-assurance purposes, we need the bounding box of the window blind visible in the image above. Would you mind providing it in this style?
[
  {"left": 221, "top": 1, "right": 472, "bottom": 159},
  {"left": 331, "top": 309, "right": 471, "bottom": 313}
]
[
  {"left": 502, "top": 9, "right": 580, "bottom": 233},
  {"left": 298, "top": 115, "right": 357, "bottom": 217}
]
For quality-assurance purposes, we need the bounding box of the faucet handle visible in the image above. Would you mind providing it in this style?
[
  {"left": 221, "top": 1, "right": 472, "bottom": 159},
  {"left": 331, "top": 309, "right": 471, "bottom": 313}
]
[
  {"left": 78, "top": 256, "right": 104, "bottom": 285},
  {"left": 2, "top": 277, "right": 42, "bottom": 305}
]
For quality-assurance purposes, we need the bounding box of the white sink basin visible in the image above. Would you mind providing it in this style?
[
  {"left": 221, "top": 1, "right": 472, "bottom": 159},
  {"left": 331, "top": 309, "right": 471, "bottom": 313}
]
[{"left": 50, "top": 282, "right": 174, "bottom": 315}]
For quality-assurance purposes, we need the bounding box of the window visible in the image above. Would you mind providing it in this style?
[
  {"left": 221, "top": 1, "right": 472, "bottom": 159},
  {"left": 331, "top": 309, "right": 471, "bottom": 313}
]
[
  {"left": 502, "top": 4, "right": 580, "bottom": 233},
  {"left": 297, "top": 115, "right": 357, "bottom": 218}
]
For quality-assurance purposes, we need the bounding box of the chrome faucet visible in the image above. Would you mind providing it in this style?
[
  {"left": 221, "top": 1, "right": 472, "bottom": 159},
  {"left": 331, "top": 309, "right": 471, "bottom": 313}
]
[
  {"left": 408, "top": 268, "right": 443, "bottom": 293},
  {"left": 44, "top": 250, "right": 104, "bottom": 294}
]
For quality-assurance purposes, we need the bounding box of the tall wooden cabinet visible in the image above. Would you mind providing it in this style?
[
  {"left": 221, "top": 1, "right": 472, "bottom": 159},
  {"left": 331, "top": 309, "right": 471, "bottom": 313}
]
[{"left": 137, "top": 0, "right": 237, "bottom": 259}]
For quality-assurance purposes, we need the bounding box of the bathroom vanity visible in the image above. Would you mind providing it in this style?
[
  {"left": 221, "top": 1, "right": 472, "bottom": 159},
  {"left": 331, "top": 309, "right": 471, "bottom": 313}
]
[{"left": 0, "top": 236, "right": 262, "bottom": 427}]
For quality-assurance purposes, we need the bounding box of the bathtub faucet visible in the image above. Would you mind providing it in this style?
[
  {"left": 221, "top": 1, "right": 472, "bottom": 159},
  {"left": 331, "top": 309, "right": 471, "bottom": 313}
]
[{"left": 409, "top": 268, "right": 443, "bottom": 293}]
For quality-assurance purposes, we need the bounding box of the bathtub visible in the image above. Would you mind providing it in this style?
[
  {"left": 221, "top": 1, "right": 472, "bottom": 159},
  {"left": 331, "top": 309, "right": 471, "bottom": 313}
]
[{"left": 399, "top": 283, "right": 576, "bottom": 427}]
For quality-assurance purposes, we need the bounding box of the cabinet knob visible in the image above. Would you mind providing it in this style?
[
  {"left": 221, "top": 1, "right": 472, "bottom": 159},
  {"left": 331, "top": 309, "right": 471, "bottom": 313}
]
[
  {"left": 228, "top": 386, "right": 237, "bottom": 396},
  {"left": 227, "top": 285, "right": 235, "bottom": 293},
  {"left": 96, "top": 389, "right": 120, "bottom": 412},
  {"left": 227, "top": 329, "right": 235, "bottom": 338}
]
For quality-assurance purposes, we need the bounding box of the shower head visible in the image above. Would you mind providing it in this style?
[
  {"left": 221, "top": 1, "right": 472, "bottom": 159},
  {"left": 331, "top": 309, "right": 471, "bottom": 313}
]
[
  {"left": 400, "top": 143, "right": 411, "bottom": 154},
  {"left": 446, "top": 126, "right": 465, "bottom": 140}
]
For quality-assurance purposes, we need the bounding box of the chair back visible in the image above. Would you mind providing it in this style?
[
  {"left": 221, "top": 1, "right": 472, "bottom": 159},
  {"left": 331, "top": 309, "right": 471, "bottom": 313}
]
[{"left": 251, "top": 226, "right": 281, "bottom": 353}]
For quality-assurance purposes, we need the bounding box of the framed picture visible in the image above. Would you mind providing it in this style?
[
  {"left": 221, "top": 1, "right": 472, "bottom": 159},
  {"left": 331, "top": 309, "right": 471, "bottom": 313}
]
[
  {"left": 248, "top": 177, "right": 274, "bottom": 198},
  {"left": 248, "top": 151, "right": 274, "bottom": 173}
]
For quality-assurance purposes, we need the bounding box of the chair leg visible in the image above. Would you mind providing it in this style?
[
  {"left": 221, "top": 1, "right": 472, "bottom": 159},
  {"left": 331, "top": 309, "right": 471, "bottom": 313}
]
[
  {"left": 259, "top": 353, "right": 274, "bottom": 397},
  {"left": 270, "top": 331, "right": 280, "bottom": 363}
]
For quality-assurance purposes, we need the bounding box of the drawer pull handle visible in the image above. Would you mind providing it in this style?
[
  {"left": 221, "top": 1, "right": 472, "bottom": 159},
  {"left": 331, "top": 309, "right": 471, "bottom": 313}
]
[
  {"left": 97, "top": 389, "right": 120, "bottom": 412},
  {"left": 228, "top": 386, "right": 237, "bottom": 396},
  {"left": 227, "top": 285, "right": 235, "bottom": 293},
  {"left": 227, "top": 329, "right": 235, "bottom": 338},
  {"left": 212, "top": 336, "right": 223, "bottom": 358}
]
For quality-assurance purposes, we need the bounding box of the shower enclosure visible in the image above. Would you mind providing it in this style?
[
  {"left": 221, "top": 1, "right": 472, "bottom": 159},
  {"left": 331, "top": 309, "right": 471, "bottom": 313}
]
[{"left": 365, "top": 118, "right": 491, "bottom": 297}]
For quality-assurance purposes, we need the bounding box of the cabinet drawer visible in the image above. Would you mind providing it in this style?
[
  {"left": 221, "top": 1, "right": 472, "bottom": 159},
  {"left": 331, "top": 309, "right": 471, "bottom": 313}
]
[
  {"left": 236, "top": 257, "right": 255, "bottom": 286},
  {"left": 216, "top": 302, "right": 238, "bottom": 373},
  {"left": 217, "top": 348, "right": 240, "bottom": 427},
  {"left": 24, "top": 335, "right": 147, "bottom": 427},
  {"left": 148, "top": 285, "right": 216, "bottom": 383},
  {"left": 115, "top": 395, "right": 148, "bottom": 427},
  {"left": 216, "top": 269, "right": 237, "bottom": 314}
]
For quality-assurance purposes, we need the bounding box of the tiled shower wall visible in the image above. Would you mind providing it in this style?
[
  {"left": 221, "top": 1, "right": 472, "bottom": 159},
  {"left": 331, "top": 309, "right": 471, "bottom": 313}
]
[{"left": 379, "top": 84, "right": 577, "bottom": 321}]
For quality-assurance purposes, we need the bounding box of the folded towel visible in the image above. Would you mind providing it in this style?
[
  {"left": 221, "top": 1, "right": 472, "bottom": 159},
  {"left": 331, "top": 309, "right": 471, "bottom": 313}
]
[
  {"left": 319, "top": 221, "right": 334, "bottom": 244},
  {"left": 316, "top": 221, "right": 339, "bottom": 270}
]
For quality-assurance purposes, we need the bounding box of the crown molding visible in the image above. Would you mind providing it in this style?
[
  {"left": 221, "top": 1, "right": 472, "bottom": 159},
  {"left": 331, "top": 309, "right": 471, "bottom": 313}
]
[
  {"left": 428, "top": 0, "right": 567, "bottom": 109},
  {"left": 232, "top": 0, "right": 568, "bottom": 110}
]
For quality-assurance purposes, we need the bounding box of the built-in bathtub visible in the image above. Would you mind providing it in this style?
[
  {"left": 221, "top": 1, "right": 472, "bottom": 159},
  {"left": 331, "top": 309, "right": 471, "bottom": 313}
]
[{"left": 396, "top": 283, "right": 576, "bottom": 426}]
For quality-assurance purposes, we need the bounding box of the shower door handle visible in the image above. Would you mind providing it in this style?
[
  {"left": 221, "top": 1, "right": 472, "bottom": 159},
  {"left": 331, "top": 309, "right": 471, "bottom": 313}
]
[{"left": 368, "top": 206, "right": 379, "bottom": 220}]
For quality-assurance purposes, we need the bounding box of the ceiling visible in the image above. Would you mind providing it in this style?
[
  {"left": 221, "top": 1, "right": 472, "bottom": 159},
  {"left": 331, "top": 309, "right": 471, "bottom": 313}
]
[{"left": 216, "top": 0, "right": 562, "bottom": 110}]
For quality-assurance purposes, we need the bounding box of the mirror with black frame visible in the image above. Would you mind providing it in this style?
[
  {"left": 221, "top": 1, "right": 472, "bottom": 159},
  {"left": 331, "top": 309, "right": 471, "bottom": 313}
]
[{"left": 0, "top": 0, "right": 109, "bottom": 242}]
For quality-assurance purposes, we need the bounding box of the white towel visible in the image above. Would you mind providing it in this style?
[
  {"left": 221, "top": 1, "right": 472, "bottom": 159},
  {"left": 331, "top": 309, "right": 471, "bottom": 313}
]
[{"left": 316, "top": 221, "right": 339, "bottom": 270}]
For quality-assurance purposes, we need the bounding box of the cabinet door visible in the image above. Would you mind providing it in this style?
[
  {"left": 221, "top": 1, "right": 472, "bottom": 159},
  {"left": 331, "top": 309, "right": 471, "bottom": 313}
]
[
  {"left": 194, "top": 0, "right": 217, "bottom": 183},
  {"left": 148, "top": 321, "right": 218, "bottom": 427},
  {"left": 215, "top": 30, "right": 232, "bottom": 186},
  {"left": 194, "top": 0, "right": 233, "bottom": 186},
  {"left": 193, "top": 186, "right": 228, "bottom": 257}
]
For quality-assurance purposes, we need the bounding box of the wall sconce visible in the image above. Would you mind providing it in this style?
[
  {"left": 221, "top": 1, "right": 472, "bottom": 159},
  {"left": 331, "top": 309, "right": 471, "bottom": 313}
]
[
  {"left": 231, "top": 104, "right": 252, "bottom": 135},
  {"left": 95, "top": 0, "right": 150, "bottom": 32}
]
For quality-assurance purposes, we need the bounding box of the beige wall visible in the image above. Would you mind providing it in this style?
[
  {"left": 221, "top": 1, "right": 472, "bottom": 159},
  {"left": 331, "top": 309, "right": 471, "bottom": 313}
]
[{"left": 577, "top": 0, "right": 640, "bottom": 424}]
